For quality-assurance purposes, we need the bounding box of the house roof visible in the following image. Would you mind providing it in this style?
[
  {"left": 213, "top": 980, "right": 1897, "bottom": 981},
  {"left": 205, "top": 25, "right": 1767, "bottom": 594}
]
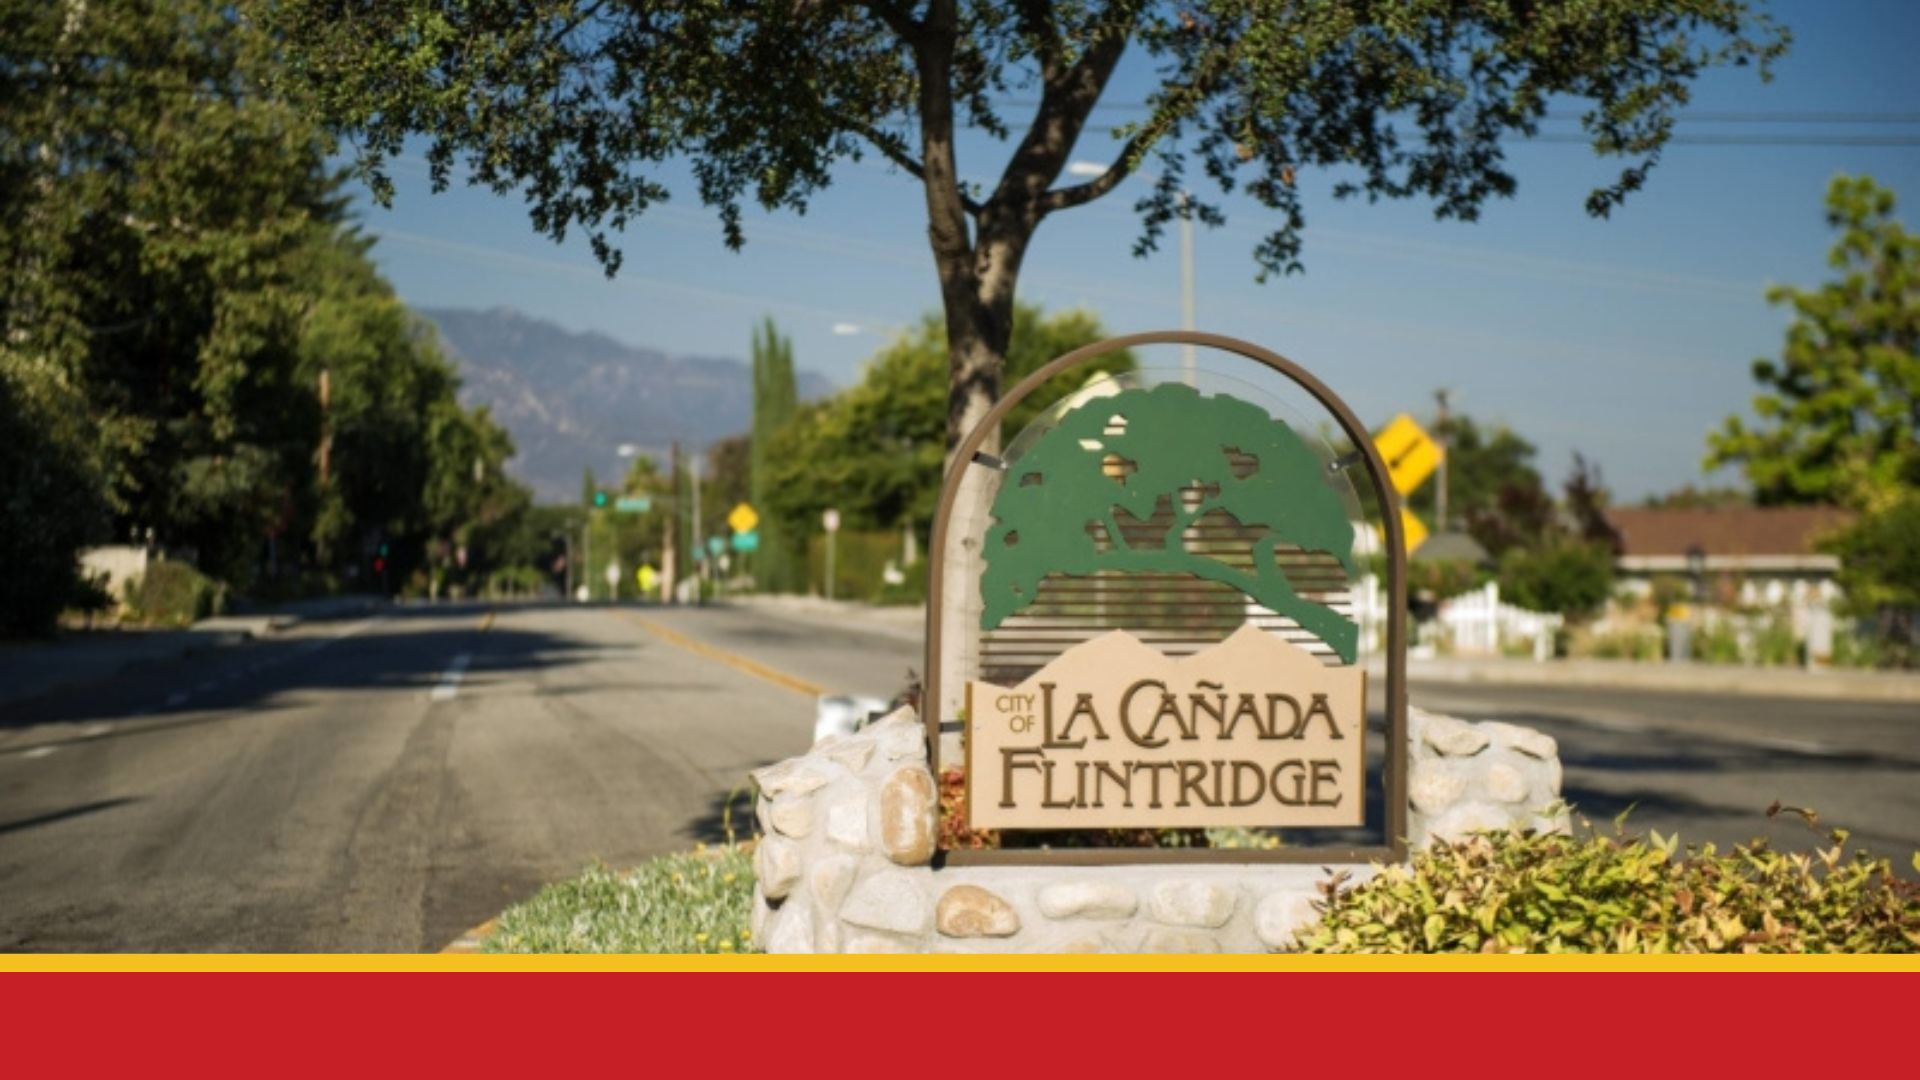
[
  {"left": 1411, "top": 530, "right": 1490, "bottom": 565},
  {"left": 1604, "top": 506, "right": 1854, "bottom": 558}
]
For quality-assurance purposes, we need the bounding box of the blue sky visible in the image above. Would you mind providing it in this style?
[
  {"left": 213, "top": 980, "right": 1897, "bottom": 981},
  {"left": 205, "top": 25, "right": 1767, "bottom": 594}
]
[{"left": 358, "top": 0, "right": 1920, "bottom": 503}]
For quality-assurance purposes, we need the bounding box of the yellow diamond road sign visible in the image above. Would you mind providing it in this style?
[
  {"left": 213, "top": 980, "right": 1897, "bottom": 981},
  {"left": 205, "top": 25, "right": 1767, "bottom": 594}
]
[
  {"left": 1399, "top": 507, "right": 1430, "bottom": 555},
  {"left": 727, "top": 502, "right": 759, "bottom": 535},
  {"left": 1374, "top": 413, "right": 1442, "bottom": 496}
]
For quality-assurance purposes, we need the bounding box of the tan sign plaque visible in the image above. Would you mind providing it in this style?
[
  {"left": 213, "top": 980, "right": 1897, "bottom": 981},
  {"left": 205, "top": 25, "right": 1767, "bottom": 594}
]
[{"left": 967, "top": 626, "right": 1364, "bottom": 830}]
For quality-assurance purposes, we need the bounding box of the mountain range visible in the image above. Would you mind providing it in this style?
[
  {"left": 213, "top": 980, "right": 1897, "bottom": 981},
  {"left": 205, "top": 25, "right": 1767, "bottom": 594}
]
[{"left": 420, "top": 306, "right": 834, "bottom": 503}]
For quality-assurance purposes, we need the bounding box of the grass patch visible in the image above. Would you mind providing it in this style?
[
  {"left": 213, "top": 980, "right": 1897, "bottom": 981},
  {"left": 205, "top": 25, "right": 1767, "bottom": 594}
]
[{"left": 484, "top": 844, "right": 759, "bottom": 954}]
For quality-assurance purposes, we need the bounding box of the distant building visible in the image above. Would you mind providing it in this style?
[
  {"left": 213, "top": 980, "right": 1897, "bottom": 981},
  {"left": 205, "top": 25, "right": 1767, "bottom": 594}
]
[{"left": 1604, "top": 506, "right": 1855, "bottom": 608}]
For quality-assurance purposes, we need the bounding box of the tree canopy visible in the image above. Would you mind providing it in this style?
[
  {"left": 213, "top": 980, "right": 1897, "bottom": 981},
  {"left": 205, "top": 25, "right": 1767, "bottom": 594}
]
[
  {"left": 2, "top": 0, "right": 535, "bottom": 622},
  {"left": 1707, "top": 175, "right": 1919, "bottom": 512},
  {"left": 261, "top": 0, "right": 1789, "bottom": 452}
]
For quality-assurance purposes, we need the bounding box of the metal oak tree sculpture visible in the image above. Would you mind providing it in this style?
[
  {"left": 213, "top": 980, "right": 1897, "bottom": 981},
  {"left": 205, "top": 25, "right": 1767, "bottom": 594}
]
[{"left": 981, "top": 384, "right": 1358, "bottom": 662}]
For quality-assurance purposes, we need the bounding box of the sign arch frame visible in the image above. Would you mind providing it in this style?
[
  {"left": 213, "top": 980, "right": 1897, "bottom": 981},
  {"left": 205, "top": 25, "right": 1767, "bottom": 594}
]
[{"left": 924, "top": 330, "right": 1408, "bottom": 866}]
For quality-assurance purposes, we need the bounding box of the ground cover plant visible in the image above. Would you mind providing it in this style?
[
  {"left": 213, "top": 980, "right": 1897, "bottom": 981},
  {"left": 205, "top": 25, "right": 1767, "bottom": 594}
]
[
  {"left": 483, "top": 844, "right": 757, "bottom": 955},
  {"left": 1297, "top": 811, "right": 1920, "bottom": 954}
]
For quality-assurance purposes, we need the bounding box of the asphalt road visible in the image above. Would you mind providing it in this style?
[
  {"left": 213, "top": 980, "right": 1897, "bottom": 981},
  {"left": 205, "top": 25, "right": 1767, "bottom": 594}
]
[{"left": 2, "top": 602, "right": 1914, "bottom": 952}]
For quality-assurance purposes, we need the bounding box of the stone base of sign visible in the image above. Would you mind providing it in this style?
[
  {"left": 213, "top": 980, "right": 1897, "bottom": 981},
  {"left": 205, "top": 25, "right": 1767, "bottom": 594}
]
[{"left": 750, "top": 705, "right": 1568, "bottom": 954}]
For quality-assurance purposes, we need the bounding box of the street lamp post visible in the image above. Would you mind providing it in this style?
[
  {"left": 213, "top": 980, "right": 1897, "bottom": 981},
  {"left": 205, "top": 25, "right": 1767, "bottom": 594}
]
[{"left": 1068, "top": 161, "right": 1196, "bottom": 386}]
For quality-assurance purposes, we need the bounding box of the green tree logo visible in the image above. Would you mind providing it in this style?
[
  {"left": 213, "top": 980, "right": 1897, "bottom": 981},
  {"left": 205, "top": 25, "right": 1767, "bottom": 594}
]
[{"left": 981, "top": 384, "right": 1359, "bottom": 663}]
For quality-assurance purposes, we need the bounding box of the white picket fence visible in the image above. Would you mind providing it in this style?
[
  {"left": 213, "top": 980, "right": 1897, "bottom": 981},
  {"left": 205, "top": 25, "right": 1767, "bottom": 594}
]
[{"left": 1439, "top": 581, "right": 1561, "bottom": 659}]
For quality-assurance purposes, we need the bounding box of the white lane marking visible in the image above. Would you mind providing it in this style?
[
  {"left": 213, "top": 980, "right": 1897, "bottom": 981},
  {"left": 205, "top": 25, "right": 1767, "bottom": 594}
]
[
  {"left": 1750, "top": 734, "right": 1842, "bottom": 757},
  {"left": 23, "top": 746, "right": 56, "bottom": 760},
  {"left": 81, "top": 722, "right": 112, "bottom": 738},
  {"left": 430, "top": 653, "right": 473, "bottom": 703},
  {"left": 165, "top": 692, "right": 190, "bottom": 708}
]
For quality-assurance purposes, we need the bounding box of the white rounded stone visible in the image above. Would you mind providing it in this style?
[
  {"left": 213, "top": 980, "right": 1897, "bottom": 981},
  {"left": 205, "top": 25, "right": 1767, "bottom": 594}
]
[
  {"left": 1480, "top": 720, "right": 1558, "bottom": 760},
  {"left": 1428, "top": 802, "right": 1515, "bottom": 843},
  {"left": 879, "top": 766, "right": 936, "bottom": 865},
  {"left": 752, "top": 759, "right": 835, "bottom": 799},
  {"left": 1254, "top": 890, "right": 1320, "bottom": 949},
  {"left": 1037, "top": 881, "right": 1138, "bottom": 920},
  {"left": 823, "top": 740, "right": 875, "bottom": 774},
  {"left": 936, "top": 885, "right": 1021, "bottom": 938},
  {"left": 1408, "top": 759, "right": 1468, "bottom": 815},
  {"left": 1419, "top": 712, "right": 1491, "bottom": 757},
  {"left": 1142, "top": 928, "right": 1218, "bottom": 953},
  {"left": 824, "top": 793, "right": 870, "bottom": 850},
  {"left": 754, "top": 835, "right": 802, "bottom": 899},
  {"left": 764, "top": 905, "right": 815, "bottom": 954},
  {"left": 839, "top": 870, "right": 930, "bottom": 936},
  {"left": 808, "top": 855, "right": 858, "bottom": 911},
  {"left": 1148, "top": 880, "right": 1237, "bottom": 928},
  {"left": 769, "top": 796, "right": 814, "bottom": 838},
  {"left": 1546, "top": 756, "right": 1563, "bottom": 796},
  {"left": 1484, "top": 761, "right": 1530, "bottom": 804}
]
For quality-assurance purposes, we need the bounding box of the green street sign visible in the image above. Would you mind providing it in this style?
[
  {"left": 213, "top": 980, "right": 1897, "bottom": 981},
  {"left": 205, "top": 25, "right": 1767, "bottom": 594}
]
[
  {"left": 614, "top": 496, "right": 652, "bottom": 514},
  {"left": 730, "top": 530, "right": 759, "bottom": 553}
]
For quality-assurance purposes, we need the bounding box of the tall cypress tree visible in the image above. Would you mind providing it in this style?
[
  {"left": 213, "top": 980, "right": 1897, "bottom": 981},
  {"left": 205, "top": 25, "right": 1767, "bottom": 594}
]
[{"left": 750, "top": 318, "right": 801, "bottom": 592}]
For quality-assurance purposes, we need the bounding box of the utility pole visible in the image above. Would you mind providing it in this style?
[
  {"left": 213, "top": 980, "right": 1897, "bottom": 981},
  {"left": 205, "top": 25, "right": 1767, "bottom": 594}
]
[
  {"left": 663, "top": 441, "right": 680, "bottom": 604},
  {"left": 1434, "top": 388, "right": 1451, "bottom": 533},
  {"left": 690, "top": 449, "right": 704, "bottom": 606}
]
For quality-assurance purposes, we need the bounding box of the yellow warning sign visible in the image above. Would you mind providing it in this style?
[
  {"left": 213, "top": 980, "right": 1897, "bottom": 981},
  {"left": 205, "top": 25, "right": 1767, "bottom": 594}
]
[
  {"left": 1374, "top": 413, "right": 1442, "bottom": 496},
  {"left": 727, "top": 502, "right": 759, "bottom": 535}
]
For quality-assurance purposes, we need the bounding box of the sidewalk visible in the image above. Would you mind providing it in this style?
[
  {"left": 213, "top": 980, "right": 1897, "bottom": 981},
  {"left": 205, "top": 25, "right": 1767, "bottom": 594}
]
[
  {"left": 727, "top": 595, "right": 1920, "bottom": 705},
  {"left": 1370, "top": 653, "right": 1920, "bottom": 704},
  {"left": 724, "top": 593, "right": 923, "bottom": 643},
  {"left": 0, "top": 594, "right": 385, "bottom": 711}
]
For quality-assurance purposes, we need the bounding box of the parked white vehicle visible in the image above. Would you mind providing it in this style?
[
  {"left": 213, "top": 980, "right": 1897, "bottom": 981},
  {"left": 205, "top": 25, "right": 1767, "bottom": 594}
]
[{"left": 813, "top": 694, "right": 892, "bottom": 744}]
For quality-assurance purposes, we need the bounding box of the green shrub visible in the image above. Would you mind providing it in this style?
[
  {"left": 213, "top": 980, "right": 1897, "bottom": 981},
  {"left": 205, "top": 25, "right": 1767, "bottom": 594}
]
[
  {"left": 1498, "top": 539, "right": 1614, "bottom": 619},
  {"left": 1699, "top": 618, "right": 1744, "bottom": 664},
  {"left": 484, "top": 844, "right": 758, "bottom": 954},
  {"left": 1297, "top": 824, "right": 1919, "bottom": 954},
  {"left": 1831, "top": 629, "right": 1885, "bottom": 670},
  {"left": 1577, "top": 626, "right": 1662, "bottom": 661},
  {"left": 1751, "top": 613, "right": 1801, "bottom": 666},
  {"left": 126, "top": 561, "right": 226, "bottom": 626},
  {"left": 871, "top": 556, "right": 928, "bottom": 606}
]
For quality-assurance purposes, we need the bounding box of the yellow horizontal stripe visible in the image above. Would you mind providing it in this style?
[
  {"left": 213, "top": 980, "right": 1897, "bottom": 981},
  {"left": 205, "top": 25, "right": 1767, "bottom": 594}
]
[{"left": 625, "top": 613, "right": 829, "bottom": 697}]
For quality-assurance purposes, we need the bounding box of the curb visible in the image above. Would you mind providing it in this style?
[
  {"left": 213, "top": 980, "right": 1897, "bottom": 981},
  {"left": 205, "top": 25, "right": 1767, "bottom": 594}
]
[
  {"left": 440, "top": 919, "right": 499, "bottom": 955},
  {"left": 1367, "top": 656, "right": 1920, "bottom": 705}
]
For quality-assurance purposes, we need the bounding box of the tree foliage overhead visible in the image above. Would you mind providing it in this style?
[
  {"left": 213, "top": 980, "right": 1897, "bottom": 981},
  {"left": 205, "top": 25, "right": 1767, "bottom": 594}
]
[
  {"left": 1707, "top": 175, "right": 1920, "bottom": 512},
  {"left": 261, "top": 0, "right": 1789, "bottom": 450},
  {"left": 981, "top": 384, "right": 1359, "bottom": 660}
]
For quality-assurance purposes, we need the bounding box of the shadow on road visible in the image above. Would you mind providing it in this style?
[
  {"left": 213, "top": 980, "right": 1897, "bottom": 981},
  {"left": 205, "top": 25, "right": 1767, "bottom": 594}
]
[
  {"left": 0, "top": 796, "right": 143, "bottom": 837},
  {"left": 0, "top": 603, "right": 599, "bottom": 754}
]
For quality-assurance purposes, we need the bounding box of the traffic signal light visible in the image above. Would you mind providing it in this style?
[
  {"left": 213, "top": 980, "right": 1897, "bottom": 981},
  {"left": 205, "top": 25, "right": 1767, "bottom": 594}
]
[
  {"left": 378, "top": 542, "right": 389, "bottom": 558},
  {"left": 592, "top": 489, "right": 609, "bottom": 508},
  {"left": 372, "top": 556, "right": 386, "bottom": 574}
]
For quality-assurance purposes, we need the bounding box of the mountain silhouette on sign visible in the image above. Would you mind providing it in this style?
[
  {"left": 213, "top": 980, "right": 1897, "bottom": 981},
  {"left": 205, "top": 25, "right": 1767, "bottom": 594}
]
[{"left": 982, "top": 383, "right": 1359, "bottom": 662}]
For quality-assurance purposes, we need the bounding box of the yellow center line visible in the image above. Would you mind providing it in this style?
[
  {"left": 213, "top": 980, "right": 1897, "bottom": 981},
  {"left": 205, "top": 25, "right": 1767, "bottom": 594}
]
[{"left": 623, "top": 612, "right": 829, "bottom": 697}]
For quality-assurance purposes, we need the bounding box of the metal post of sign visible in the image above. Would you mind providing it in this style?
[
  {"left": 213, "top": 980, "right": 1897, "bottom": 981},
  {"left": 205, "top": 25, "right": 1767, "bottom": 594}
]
[{"left": 691, "top": 452, "right": 703, "bottom": 606}]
